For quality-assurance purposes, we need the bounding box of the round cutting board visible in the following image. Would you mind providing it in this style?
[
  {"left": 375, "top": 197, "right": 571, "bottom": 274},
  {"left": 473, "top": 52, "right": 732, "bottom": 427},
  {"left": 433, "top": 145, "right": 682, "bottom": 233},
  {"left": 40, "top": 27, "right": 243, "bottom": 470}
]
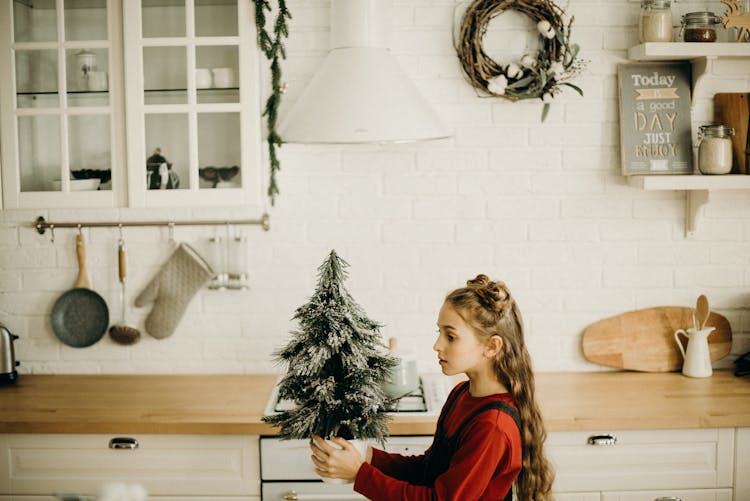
[{"left": 582, "top": 306, "right": 732, "bottom": 372}]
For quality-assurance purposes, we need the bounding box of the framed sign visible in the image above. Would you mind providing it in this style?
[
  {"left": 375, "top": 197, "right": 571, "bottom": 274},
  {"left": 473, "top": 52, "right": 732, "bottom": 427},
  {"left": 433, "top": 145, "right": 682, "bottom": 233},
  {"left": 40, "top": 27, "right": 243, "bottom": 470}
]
[{"left": 617, "top": 62, "right": 693, "bottom": 175}]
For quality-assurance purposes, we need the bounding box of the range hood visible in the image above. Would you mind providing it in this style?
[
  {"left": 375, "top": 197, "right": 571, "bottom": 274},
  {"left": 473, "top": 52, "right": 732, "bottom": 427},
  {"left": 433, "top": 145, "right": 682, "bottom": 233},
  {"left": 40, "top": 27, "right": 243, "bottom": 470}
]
[{"left": 277, "top": 0, "right": 450, "bottom": 144}]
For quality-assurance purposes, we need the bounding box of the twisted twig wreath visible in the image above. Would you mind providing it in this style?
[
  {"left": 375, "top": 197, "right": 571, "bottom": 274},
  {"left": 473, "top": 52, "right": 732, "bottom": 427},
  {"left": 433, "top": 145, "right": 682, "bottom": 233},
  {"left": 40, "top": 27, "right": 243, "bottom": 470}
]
[{"left": 456, "top": 0, "right": 585, "bottom": 120}]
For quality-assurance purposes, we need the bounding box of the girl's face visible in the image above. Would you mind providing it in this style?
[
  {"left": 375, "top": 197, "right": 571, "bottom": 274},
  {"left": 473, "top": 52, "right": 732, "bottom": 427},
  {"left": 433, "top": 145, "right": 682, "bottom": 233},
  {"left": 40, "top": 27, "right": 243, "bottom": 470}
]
[{"left": 433, "top": 302, "right": 492, "bottom": 377}]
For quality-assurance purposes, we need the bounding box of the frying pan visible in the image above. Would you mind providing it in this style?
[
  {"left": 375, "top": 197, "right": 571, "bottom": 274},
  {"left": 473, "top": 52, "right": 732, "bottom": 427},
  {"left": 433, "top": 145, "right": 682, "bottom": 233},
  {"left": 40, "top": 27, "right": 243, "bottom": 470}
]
[{"left": 51, "top": 233, "right": 109, "bottom": 348}]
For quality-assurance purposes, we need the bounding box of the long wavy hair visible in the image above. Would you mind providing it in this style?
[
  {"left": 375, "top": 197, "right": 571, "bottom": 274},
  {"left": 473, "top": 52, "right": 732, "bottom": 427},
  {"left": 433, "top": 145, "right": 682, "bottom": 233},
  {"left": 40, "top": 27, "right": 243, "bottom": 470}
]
[{"left": 445, "top": 274, "right": 554, "bottom": 501}]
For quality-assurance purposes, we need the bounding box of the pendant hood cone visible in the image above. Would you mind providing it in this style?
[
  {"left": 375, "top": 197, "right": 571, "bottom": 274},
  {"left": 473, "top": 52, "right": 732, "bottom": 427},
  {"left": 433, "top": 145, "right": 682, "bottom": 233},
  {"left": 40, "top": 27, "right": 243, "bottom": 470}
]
[{"left": 278, "top": 0, "right": 450, "bottom": 144}]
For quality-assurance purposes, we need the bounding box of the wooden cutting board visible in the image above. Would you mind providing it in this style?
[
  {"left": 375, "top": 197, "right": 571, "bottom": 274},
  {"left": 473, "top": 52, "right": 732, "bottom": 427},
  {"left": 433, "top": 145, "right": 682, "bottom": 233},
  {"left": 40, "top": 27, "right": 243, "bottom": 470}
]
[
  {"left": 582, "top": 306, "right": 732, "bottom": 372},
  {"left": 714, "top": 93, "right": 749, "bottom": 174}
]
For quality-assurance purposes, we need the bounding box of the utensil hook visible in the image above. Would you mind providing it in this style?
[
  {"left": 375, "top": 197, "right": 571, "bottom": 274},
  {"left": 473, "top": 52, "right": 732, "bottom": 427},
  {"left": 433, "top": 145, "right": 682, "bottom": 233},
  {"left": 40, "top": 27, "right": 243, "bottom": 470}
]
[
  {"left": 168, "top": 222, "right": 176, "bottom": 247},
  {"left": 117, "top": 224, "right": 124, "bottom": 246},
  {"left": 77, "top": 224, "right": 82, "bottom": 235},
  {"left": 49, "top": 224, "right": 55, "bottom": 243}
]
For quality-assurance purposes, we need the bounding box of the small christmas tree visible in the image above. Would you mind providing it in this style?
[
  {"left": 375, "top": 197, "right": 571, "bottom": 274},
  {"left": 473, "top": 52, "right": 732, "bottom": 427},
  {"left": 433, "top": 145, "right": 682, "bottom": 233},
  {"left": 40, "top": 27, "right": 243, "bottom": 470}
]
[{"left": 263, "top": 250, "right": 396, "bottom": 442}]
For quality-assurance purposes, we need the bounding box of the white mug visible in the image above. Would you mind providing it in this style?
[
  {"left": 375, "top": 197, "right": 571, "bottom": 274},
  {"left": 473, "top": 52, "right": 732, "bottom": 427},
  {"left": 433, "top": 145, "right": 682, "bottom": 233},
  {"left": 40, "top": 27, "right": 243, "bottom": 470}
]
[
  {"left": 195, "top": 68, "right": 212, "bottom": 89},
  {"left": 87, "top": 70, "right": 108, "bottom": 91},
  {"left": 211, "top": 67, "right": 235, "bottom": 88}
]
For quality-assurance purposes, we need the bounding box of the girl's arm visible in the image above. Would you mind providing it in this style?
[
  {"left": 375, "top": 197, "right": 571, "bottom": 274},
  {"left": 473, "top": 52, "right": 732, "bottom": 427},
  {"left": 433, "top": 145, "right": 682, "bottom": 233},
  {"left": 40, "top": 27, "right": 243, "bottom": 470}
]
[
  {"left": 355, "top": 419, "right": 516, "bottom": 501},
  {"left": 367, "top": 446, "right": 429, "bottom": 482}
]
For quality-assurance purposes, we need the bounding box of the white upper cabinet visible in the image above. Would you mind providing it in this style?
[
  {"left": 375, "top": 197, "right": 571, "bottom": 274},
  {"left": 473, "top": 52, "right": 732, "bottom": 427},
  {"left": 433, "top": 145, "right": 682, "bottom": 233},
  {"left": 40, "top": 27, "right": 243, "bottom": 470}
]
[
  {"left": 0, "top": 0, "right": 263, "bottom": 210},
  {"left": 0, "top": 0, "right": 125, "bottom": 209},
  {"left": 122, "top": 0, "right": 263, "bottom": 208}
]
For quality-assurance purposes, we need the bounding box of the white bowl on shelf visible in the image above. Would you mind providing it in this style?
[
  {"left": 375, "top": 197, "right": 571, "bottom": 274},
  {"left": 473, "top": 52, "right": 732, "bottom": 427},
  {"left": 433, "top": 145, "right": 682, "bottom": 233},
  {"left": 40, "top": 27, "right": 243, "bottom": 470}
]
[{"left": 48, "top": 179, "right": 101, "bottom": 191}]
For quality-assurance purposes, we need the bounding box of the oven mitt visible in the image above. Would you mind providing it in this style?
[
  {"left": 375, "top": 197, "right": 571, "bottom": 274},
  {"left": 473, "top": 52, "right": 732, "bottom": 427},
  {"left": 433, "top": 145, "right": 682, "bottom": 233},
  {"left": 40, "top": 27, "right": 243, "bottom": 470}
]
[{"left": 135, "top": 243, "right": 214, "bottom": 339}]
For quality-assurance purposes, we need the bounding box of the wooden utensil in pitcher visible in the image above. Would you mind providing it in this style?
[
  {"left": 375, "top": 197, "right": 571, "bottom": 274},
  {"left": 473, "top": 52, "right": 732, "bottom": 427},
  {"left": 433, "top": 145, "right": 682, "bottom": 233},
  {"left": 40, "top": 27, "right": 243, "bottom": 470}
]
[{"left": 695, "top": 294, "right": 710, "bottom": 330}]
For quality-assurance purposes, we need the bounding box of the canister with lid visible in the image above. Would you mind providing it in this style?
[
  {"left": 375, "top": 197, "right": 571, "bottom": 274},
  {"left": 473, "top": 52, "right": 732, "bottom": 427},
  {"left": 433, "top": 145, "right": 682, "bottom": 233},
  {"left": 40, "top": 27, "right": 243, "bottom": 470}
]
[
  {"left": 698, "top": 124, "right": 734, "bottom": 175},
  {"left": 639, "top": 0, "right": 673, "bottom": 43},
  {"left": 681, "top": 11, "right": 720, "bottom": 42}
]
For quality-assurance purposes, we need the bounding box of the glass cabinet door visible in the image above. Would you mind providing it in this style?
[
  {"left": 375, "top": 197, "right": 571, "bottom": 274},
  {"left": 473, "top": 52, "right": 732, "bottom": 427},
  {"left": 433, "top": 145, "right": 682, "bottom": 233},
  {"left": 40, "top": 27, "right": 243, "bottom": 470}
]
[
  {"left": 124, "top": 0, "right": 262, "bottom": 208},
  {"left": 0, "top": 0, "right": 123, "bottom": 208}
]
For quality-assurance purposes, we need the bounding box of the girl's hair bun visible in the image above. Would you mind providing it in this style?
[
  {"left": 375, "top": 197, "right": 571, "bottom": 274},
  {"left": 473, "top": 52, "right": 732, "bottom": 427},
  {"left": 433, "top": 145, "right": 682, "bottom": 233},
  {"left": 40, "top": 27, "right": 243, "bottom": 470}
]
[{"left": 466, "top": 274, "right": 513, "bottom": 315}]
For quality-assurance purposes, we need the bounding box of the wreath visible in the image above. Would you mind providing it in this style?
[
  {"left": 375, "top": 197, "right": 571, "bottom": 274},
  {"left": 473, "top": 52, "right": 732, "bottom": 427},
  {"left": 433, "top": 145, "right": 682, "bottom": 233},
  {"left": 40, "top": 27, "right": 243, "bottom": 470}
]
[{"left": 455, "top": 0, "right": 585, "bottom": 120}]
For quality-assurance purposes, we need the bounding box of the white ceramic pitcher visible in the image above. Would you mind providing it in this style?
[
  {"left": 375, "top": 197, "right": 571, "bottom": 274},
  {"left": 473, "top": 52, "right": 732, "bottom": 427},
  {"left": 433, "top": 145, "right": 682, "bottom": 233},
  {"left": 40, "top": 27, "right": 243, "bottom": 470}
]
[{"left": 674, "top": 326, "right": 715, "bottom": 378}]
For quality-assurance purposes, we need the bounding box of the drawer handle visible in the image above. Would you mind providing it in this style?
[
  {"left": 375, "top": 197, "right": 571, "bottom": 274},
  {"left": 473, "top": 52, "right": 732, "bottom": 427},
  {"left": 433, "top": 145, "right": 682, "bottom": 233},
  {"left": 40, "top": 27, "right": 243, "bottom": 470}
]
[
  {"left": 587, "top": 434, "right": 617, "bottom": 446},
  {"left": 655, "top": 498, "right": 682, "bottom": 501},
  {"left": 109, "top": 437, "right": 139, "bottom": 450}
]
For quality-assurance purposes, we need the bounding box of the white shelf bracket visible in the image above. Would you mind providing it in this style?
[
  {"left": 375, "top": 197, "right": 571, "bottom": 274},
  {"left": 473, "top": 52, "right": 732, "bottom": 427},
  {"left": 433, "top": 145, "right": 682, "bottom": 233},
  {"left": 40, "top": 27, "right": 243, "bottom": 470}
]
[
  {"left": 690, "top": 56, "right": 714, "bottom": 106},
  {"left": 685, "top": 189, "right": 709, "bottom": 238}
]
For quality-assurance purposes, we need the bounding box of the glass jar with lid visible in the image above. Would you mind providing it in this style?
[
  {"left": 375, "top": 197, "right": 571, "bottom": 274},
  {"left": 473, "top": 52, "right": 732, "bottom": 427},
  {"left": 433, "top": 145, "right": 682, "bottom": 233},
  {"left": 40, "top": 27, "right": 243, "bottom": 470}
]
[
  {"left": 681, "top": 11, "right": 720, "bottom": 42},
  {"left": 639, "top": 0, "right": 673, "bottom": 43},
  {"left": 698, "top": 124, "right": 734, "bottom": 175}
]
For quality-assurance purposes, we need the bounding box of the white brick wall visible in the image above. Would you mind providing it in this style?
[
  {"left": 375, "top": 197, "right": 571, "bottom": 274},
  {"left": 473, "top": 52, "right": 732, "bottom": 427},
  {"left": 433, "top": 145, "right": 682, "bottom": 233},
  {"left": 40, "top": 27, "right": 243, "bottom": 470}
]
[{"left": 0, "top": 0, "right": 749, "bottom": 375}]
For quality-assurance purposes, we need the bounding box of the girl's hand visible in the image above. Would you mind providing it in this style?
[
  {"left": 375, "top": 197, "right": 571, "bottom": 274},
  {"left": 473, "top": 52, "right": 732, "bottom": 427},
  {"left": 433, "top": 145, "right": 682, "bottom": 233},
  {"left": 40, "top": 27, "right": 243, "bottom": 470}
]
[{"left": 310, "top": 435, "right": 364, "bottom": 481}]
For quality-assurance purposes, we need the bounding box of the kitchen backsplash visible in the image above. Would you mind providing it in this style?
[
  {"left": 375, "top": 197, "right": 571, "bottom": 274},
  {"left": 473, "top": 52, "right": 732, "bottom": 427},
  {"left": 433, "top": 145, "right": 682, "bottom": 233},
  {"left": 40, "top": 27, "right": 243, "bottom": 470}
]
[{"left": 1, "top": 0, "right": 749, "bottom": 375}]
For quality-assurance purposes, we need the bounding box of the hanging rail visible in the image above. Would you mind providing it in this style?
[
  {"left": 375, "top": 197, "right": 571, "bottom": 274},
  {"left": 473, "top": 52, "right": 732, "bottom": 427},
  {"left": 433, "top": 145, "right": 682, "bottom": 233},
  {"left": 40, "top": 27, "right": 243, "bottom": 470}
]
[{"left": 34, "top": 212, "right": 270, "bottom": 235}]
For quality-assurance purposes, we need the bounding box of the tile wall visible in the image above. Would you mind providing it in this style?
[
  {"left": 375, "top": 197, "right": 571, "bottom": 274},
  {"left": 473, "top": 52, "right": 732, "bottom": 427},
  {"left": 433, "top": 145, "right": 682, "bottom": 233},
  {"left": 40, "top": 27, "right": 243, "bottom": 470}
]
[{"left": 1, "top": 0, "right": 749, "bottom": 374}]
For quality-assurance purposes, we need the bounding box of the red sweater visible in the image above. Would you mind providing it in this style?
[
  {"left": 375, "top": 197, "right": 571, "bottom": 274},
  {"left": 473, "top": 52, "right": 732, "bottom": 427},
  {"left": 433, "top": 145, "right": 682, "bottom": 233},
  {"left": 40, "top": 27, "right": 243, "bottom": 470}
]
[{"left": 353, "top": 385, "right": 522, "bottom": 500}]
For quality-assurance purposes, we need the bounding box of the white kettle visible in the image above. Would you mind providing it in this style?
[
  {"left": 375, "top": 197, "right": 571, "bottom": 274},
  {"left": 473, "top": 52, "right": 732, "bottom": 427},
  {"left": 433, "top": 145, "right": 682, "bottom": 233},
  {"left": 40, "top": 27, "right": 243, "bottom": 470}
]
[{"left": 674, "top": 326, "right": 714, "bottom": 378}]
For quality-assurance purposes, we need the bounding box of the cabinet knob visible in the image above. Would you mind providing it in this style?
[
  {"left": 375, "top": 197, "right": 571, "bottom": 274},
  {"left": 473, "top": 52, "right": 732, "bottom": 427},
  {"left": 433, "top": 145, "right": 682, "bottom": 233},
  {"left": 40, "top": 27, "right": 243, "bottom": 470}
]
[
  {"left": 586, "top": 434, "right": 617, "bottom": 446},
  {"left": 655, "top": 497, "right": 682, "bottom": 501},
  {"left": 108, "top": 437, "right": 139, "bottom": 449},
  {"left": 283, "top": 491, "right": 298, "bottom": 501}
]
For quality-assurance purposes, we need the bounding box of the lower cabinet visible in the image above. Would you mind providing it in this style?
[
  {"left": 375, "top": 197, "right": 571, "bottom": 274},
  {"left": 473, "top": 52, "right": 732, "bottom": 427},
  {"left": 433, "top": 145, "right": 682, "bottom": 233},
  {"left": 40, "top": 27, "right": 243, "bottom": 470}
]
[
  {"left": 1, "top": 428, "right": 747, "bottom": 500},
  {"left": 736, "top": 427, "right": 750, "bottom": 500},
  {"left": 601, "top": 490, "right": 733, "bottom": 501},
  {"left": 0, "top": 434, "right": 259, "bottom": 499},
  {"left": 548, "top": 428, "right": 737, "bottom": 500},
  {"left": 1, "top": 498, "right": 259, "bottom": 500}
]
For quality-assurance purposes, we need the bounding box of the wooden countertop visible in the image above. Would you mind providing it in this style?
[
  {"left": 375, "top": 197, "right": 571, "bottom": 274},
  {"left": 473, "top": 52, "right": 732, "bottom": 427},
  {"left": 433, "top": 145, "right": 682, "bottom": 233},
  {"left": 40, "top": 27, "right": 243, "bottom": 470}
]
[{"left": 0, "top": 371, "right": 748, "bottom": 435}]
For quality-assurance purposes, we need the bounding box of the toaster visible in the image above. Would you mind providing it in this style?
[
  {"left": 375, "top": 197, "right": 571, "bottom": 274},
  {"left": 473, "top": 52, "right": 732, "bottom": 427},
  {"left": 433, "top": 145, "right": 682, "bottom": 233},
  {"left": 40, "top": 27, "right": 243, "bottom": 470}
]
[{"left": 0, "top": 323, "right": 19, "bottom": 385}]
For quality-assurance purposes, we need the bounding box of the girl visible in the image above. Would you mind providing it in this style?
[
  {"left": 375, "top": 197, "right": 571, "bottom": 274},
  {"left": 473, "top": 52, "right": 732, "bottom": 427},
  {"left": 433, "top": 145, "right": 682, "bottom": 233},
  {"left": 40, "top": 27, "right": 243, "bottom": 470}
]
[{"left": 310, "top": 274, "right": 554, "bottom": 500}]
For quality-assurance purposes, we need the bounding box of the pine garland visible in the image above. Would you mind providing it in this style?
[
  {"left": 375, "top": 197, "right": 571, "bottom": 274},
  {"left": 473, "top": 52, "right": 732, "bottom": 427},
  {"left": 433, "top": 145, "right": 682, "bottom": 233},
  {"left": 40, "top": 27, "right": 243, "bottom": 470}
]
[{"left": 254, "top": 0, "right": 291, "bottom": 205}]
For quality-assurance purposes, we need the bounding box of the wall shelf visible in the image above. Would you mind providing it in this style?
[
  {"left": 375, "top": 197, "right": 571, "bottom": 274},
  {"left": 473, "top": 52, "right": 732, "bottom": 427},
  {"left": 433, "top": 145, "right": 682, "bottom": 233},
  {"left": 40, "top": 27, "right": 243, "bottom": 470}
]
[
  {"left": 628, "top": 43, "right": 750, "bottom": 105},
  {"left": 628, "top": 42, "right": 750, "bottom": 60},
  {"left": 628, "top": 175, "right": 750, "bottom": 237}
]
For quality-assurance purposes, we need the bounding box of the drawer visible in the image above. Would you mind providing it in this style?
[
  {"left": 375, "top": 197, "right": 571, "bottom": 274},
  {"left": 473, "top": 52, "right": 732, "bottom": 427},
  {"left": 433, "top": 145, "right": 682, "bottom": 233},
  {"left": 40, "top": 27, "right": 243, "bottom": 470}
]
[
  {"left": 2, "top": 498, "right": 259, "bottom": 501},
  {"left": 0, "top": 435, "right": 7, "bottom": 494},
  {"left": 260, "top": 435, "right": 432, "bottom": 481},
  {"left": 547, "top": 429, "right": 734, "bottom": 492},
  {"left": 552, "top": 494, "right": 600, "bottom": 501},
  {"left": 601, "top": 488, "right": 733, "bottom": 501},
  {"left": 5, "top": 434, "right": 259, "bottom": 497},
  {"left": 263, "top": 482, "right": 365, "bottom": 500}
]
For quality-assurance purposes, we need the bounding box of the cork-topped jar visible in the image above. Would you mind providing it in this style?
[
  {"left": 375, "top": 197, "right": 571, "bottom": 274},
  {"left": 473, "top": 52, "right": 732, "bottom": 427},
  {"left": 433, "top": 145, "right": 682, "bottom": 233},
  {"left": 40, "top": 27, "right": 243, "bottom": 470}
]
[
  {"left": 698, "top": 124, "right": 734, "bottom": 175},
  {"left": 681, "top": 11, "right": 720, "bottom": 42}
]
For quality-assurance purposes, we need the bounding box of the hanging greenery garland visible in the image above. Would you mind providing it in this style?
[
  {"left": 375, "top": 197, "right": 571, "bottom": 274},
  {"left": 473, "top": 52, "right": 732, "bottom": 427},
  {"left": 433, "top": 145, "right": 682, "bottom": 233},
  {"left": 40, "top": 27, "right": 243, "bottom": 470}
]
[
  {"left": 455, "top": 0, "right": 586, "bottom": 121},
  {"left": 254, "top": 0, "right": 291, "bottom": 205}
]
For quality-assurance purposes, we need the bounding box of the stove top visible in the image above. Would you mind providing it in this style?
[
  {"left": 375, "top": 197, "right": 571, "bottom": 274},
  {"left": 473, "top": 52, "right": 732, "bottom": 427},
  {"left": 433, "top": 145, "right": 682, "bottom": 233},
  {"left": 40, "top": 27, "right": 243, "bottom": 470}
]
[{"left": 264, "top": 373, "right": 452, "bottom": 417}]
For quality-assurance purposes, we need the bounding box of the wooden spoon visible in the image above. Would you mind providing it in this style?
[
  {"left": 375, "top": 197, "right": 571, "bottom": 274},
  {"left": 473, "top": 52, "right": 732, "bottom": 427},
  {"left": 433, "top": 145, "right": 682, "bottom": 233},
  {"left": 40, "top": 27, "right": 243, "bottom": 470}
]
[{"left": 695, "top": 294, "right": 710, "bottom": 330}]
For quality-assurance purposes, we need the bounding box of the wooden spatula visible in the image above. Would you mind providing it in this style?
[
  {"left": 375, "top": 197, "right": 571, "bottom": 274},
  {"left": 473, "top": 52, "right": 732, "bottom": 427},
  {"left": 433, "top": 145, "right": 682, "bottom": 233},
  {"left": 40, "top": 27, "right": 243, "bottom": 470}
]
[{"left": 695, "top": 294, "right": 710, "bottom": 330}]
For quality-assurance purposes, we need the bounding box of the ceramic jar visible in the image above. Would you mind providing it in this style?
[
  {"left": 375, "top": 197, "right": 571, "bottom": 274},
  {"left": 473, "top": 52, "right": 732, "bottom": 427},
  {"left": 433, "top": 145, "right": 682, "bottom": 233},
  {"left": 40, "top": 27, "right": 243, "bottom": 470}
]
[{"left": 383, "top": 337, "right": 419, "bottom": 399}]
